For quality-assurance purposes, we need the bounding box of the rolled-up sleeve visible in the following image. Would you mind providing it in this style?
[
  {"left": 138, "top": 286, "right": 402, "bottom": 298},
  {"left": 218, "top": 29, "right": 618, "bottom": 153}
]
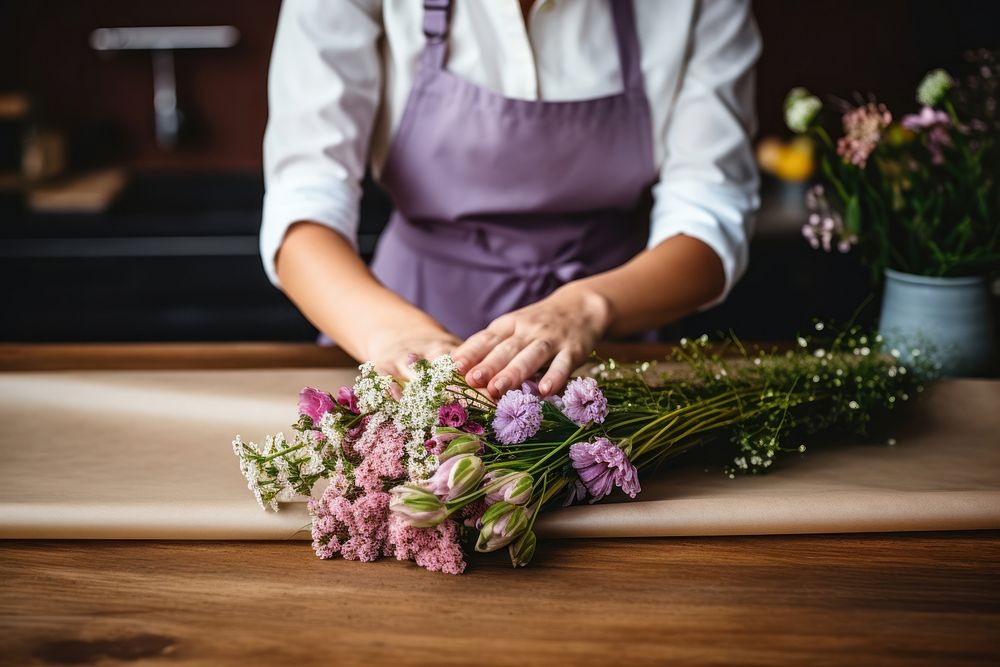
[
  {"left": 647, "top": 0, "right": 762, "bottom": 308},
  {"left": 260, "top": 0, "right": 383, "bottom": 287}
]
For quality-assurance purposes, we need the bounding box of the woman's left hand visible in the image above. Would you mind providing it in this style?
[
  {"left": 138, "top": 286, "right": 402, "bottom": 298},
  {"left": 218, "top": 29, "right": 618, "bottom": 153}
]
[{"left": 451, "top": 283, "right": 613, "bottom": 398}]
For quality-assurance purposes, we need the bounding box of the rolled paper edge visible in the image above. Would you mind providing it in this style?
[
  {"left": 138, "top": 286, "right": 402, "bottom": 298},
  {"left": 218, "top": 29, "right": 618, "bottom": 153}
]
[
  {"left": 0, "top": 501, "right": 312, "bottom": 540},
  {"left": 534, "top": 490, "right": 1000, "bottom": 539},
  {"left": 2, "top": 491, "right": 998, "bottom": 541}
]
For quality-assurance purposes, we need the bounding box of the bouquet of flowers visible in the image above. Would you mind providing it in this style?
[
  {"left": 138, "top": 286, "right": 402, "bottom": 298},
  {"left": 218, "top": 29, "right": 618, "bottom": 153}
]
[
  {"left": 784, "top": 49, "right": 1000, "bottom": 281},
  {"left": 232, "top": 328, "right": 925, "bottom": 574}
]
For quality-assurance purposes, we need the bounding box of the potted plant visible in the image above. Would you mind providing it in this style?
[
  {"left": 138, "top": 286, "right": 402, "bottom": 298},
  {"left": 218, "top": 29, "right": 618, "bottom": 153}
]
[{"left": 785, "top": 50, "right": 1000, "bottom": 376}]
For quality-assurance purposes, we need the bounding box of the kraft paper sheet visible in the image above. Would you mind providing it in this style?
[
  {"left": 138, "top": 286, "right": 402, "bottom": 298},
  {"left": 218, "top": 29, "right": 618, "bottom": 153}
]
[{"left": 0, "top": 369, "right": 998, "bottom": 541}]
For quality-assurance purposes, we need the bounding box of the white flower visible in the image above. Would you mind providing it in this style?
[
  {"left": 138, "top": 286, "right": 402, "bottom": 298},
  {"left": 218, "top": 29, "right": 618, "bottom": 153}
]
[
  {"left": 404, "top": 431, "right": 439, "bottom": 481},
  {"left": 394, "top": 355, "right": 458, "bottom": 434},
  {"left": 917, "top": 68, "right": 953, "bottom": 107},
  {"left": 355, "top": 411, "right": 388, "bottom": 452},
  {"left": 785, "top": 88, "right": 822, "bottom": 133},
  {"left": 353, "top": 362, "right": 397, "bottom": 414},
  {"left": 232, "top": 435, "right": 275, "bottom": 511},
  {"left": 301, "top": 445, "right": 325, "bottom": 477},
  {"left": 318, "top": 412, "right": 344, "bottom": 456}
]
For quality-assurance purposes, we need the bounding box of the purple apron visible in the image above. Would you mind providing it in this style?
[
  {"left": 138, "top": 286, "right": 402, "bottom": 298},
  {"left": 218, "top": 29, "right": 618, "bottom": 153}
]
[{"left": 370, "top": 0, "right": 657, "bottom": 340}]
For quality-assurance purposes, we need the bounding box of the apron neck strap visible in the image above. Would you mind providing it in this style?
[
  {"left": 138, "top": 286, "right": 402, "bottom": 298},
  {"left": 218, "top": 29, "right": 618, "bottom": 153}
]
[
  {"left": 421, "top": 0, "right": 452, "bottom": 69},
  {"left": 609, "top": 0, "right": 644, "bottom": 94},
  {"left": 420, "top": 0, "right": 643, "bottom": 95}
]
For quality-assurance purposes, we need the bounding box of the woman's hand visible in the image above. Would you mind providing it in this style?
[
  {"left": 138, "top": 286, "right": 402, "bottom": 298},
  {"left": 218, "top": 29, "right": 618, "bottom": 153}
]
[
  {"left": 275, "top": 222, "right": 463, "bottom": 379},
  {"left": 364, "top": 323, "right": 462, "bottom": 379},
  {"left": 451, "top": 283, "right": 613, "bottom": 398}
]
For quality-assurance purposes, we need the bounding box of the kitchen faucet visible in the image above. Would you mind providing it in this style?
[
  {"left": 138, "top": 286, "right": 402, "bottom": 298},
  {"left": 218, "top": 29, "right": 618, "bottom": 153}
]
[{"left": 90, "top": 26, "right": 240, "bottom": 150}]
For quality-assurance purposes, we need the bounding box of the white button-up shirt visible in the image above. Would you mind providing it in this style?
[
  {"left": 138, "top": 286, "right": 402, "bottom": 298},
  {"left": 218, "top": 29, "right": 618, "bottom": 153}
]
[{"left": 261, "top": 0, "right": 761, "bottom": 306}]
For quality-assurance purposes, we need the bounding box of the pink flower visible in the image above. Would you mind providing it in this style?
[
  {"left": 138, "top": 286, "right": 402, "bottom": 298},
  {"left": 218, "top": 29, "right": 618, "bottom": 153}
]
[
  {"left": 298, "top": 387, "right": 334, "bottom": 422},
  {"left": 462, "top": 420, "right": 485, "bottom": 436},
  {"left": 340, "top": 492, "right": 391, "bottom": 562},
  {"left": 802, "top": 184, "right": 856, "bottom": 254},
  {"left": 560, "top": 377, "right": 608, "bottom": 425},
  {"left": 336, "top": 386, "right": 359, "bottom": 413},
  {"left": 308, "top": 487, "right": 391, "bottom": 562},
  {"left": 837, "top": 102, "right": 892, "bottom": 168},
  {"left": 569, "top": 437, "right": 641, "bottom": 503},
  {"left": 492, "top": 389, "right": 543, "bottom": 445},
  {"left": 326, "top": 459, "right": 354, "bottom": 498},
  {"left": 354, "top": 422, "right": 406, "bottom": 493},
  {"left": 387, "top": 514, "right": 466, "bottom": 575},
  {"left": 308, "top": 489, "right": 349, "bottom": 559},
  {"left": 437, "top": 402, "right": 468, "bottom": 428}
]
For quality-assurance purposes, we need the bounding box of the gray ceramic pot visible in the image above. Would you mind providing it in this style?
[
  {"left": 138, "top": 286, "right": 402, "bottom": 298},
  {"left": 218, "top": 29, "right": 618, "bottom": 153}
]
[{"left": 878, "top": 268, "right": 995, "bottom": 377}]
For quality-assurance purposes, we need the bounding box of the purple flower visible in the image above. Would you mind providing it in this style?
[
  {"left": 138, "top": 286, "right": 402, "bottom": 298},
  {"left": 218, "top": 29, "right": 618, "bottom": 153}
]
[
  {"left": 560, "top": 377, "right": 608, "bottom": 426},
  {"left": 492, "top": 389, "right": 543, "bottom": 445},
  {"left": 336, "top": 386, "right": 359, "bottom": 413},
  {"left": 462, "top": 420, "right": 485, "bottom": 436},
  {"left": 902, "top": 106, "right": 953, "bottom": 164},
  {"left": 569, "top": 437, "right": 641, "bottom": 503},
  {"left": 437, "top": 402, "right": 468, "bottom": 428},
  {"left": 521, "top": 379, "right": 564, "bottom": 410},
  {"left": 901, "top": 105, "right": 950, "bottom": 131},
  {"left": 298, "top": 387, "right": 334, "bottom": 422}
]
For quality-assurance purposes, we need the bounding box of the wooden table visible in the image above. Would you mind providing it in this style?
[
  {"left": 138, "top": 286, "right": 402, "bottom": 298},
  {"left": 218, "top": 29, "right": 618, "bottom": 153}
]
[{"left": 2, "top": 343, "right": 998, "bottom": 667}]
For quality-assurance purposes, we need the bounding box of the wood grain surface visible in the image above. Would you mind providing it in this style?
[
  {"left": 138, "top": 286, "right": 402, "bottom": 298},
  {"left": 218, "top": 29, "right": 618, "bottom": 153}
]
[
  {"left": 2, "top": 535, "right": 998, "bottom": 666},
  {"left": 2, "top": 344, "right": 998, "bottom": 666}
]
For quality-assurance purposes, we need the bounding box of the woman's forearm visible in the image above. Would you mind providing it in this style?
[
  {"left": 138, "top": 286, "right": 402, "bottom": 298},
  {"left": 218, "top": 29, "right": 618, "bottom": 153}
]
[
  {"left": 573, "top": 234, "right": 726, "bottom": 338},
  {"left": 274, "top": 222, "right": 447, "bottom": 360}
]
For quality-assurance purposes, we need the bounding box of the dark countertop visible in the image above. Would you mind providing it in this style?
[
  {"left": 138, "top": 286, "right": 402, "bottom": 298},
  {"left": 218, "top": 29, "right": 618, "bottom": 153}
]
[{"left": 0, "top": 171, "right": 934, "bottom": 344}]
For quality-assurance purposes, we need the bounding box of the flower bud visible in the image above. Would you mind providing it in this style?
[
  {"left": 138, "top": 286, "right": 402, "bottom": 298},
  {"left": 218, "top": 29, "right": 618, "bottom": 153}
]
[
  {"left": 784, "top": 87, "right": 822, "bottom": 134},
  {"left": 475, "top": 501, "right": 528, "bottom": 552},
  {"left": 426, "top": 453, "right": 485, "bottom": 501},
  {"left": 508, "top": 529, "right": 537, "bottom": 568},
  {"left": 438, "top": 434, "right": 483, "bottom": 462},
  {"left": 423, "top": 427, "right": 462, "bottom": 455},
  {"left": 484, "top": 470, "right": 533, "bottom": 505},
  {"left": 389, "top": 484, "right": 449, "bottom": 527}
]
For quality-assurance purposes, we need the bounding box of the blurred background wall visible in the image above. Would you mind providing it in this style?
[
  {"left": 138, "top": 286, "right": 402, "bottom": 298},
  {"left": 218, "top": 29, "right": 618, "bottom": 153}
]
[{"left": 1, "top": 0, "right": 998, "bottom": 343}]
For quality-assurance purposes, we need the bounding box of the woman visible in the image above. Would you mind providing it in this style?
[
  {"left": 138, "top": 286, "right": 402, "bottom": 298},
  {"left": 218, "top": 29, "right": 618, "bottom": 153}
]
[{"left": 261, "top": 0, "right": 761, "bottom": 398}]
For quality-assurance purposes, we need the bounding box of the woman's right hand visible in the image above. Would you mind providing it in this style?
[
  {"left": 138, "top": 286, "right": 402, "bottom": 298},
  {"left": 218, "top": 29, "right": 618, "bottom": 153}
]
[{"left": 363, "top": 323, "right": 462, "bottom": 379}]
